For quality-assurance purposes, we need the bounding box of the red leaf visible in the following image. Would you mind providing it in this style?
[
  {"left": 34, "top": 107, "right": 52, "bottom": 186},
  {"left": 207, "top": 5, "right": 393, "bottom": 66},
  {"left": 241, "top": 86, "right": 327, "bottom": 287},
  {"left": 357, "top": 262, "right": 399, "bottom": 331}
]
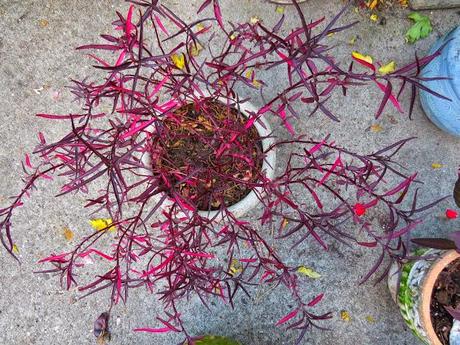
[
  {"left": 275, "top": 309, "right": 298, "bottom": 326},
  {"left": 133, "top": 327, "right": 173, "bottom": 333},
  {"left": 307, "top": 293, "right": 324, "bottom": 307},
  {"left": 197, "top": 0, "right": 212, "bottom": 13},
  {"left": 76, "top": 44, "right": 121, "bottom": 51},
  {"left": 154, "top": 14, "right": 169, "bottom": 35},
  {"left": 25, "top": 154, "right": 33, "bottom": 169},
  {"left": 213, "top": 0, "right": 224, "bottom": 29},
  {"left": 317, "top": 155, "right": 343, "bottom": 186},
  {"left": 79, "top": 249, "right": 114, "bottom": 261},
  {"left": 357, "top": 241, "right": 378, "bottom": 248},
  {"left": 374, "top": 80, "right": 403, "bottom": 113},
  {"left": 125, "top": 5, "right": 134, "bottom": 36},
  {"left": 38, "top": 253, "right": 69, "bottom": 264}
]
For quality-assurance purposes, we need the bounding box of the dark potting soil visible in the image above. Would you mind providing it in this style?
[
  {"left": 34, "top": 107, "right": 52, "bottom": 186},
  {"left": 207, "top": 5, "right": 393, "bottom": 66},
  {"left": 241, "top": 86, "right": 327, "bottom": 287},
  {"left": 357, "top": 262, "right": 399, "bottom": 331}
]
[
  {"left": 431, "top": 257, "right": 460, "bottom": 344},
  {"left": 150, "top": 100, "right": 264, "bottom": 211}
]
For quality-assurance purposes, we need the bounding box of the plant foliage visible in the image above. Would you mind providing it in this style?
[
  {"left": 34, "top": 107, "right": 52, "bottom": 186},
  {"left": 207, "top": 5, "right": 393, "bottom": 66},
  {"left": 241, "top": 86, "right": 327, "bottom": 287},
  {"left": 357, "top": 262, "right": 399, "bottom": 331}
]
[{"left": 0, "top": 0, "right": 448, "bottom": 343}]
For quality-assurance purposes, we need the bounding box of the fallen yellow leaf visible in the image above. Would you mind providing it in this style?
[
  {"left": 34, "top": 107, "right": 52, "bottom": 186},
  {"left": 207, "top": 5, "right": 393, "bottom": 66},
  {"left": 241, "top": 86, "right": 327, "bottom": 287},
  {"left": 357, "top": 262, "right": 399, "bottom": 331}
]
[
  {"left": 370, "top": 124, "right": 383, "bottom": 133},
  {"left": 12, "top": 244, "right": 19, "bottom": 254},
  {"left": 431, "top": 163, "right": 443, "bottom": 169},
  {"left": 90, "top": 218, "right": 116, "bottom": 232},
  {"left": 189, "top": 42, "right": 203, "bottom": 57},
  {"left": 38, "top": 19, "right": 49, "bottom": 28},
  {"left": 171, "top": 53, "right": 185, "bottom": 70},
  {"left": 352, "top": 51, "right": 373, "bottom": 64},
  {"left": 196, "top": 23, "right": 205, "bottom": 32},
  {"left": 63, "top": 227, "right": 74, "bottom": 241},
  {"left": 297, "top": 266, "right": 321, "bottom": 279},
  {"left": 229, "top": 258, "right": 242, "bottom": 276},
  {"left": 368, "top": 0, "right": 379, "bottom": 9},
  {"left": 244, "top": 69, "right": 261, "bottom": 88},
  {"left": 275, "top": 6, "right": 285, "bottom": 14},
  {"left": 340, "top": 310, "right": 351, "bottom": 322},
  {"left": 366, "top": 315, "right": 376, "bottom": 323},
  {"left": 250, "top": 16, "right": 260, "bottom": 25},
  {"left": 378, "top": 61, "right": 396, "bottom": 75},
  {"left": 370, "top": 14, "right": 378, "bottom": 22},
  {"left": 349, "top": 36, "right": 357, "bottom": 45}
]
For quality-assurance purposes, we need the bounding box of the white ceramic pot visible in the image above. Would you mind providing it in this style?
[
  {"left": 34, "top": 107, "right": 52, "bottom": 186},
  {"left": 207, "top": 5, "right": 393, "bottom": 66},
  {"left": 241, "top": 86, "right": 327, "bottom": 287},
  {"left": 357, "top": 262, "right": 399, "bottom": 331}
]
[{"left": 140, "top": 96, "right": 276, "bottom": 220}]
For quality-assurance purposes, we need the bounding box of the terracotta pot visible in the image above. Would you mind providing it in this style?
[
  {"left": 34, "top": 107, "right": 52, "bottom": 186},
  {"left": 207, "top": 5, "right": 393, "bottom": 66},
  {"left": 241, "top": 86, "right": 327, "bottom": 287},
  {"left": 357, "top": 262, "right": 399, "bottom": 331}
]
[{"left": 388, "top": 249, "right": 460, "bottom": 344}]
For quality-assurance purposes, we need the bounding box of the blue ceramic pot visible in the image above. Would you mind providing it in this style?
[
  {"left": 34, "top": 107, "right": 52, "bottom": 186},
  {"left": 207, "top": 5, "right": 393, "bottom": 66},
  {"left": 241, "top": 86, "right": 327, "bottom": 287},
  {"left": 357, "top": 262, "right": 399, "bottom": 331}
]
[{"left": 420, "top": 26, "right": 460, "bottom": 136}]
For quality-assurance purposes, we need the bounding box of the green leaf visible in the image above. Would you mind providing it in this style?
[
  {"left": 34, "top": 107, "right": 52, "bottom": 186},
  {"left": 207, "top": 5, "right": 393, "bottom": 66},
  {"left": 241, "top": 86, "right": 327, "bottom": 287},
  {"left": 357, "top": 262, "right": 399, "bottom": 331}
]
[{"left": 406, "top": 12, "right": 432, "bottom": 44}]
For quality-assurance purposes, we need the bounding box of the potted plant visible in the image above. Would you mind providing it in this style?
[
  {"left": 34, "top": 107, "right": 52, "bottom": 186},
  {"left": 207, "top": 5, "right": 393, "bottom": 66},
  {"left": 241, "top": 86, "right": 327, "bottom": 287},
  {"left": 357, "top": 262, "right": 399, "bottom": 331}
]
[
  {"left": 0, "top": 0, "right": 448, "bottom": 343},
  {"left": 388, "top": 230, "right": 460, "bottom": 345}
]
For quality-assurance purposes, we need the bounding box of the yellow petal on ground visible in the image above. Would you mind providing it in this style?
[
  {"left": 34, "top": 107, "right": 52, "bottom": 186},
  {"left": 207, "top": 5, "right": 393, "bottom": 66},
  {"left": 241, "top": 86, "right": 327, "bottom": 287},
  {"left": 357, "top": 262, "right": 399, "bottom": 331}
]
[
  {"left": 245, "top": 70, "right": 252, "bottom": 80},
  {"left": 250, "top": 16, "right": 260, "bottom": 25},
  {"left": 348, "top": 36, "right": 357, "bottom": 45},
  {"left": 340, "top": 310, "right": 351, "bottom": 322},
  {"left": 297, "top": 266, "right": 321, "bottom": 279},
  {"left": 378, "top": 61, "right": 396, "bottom": 75},
  {"left": 244, "top": 69, "right": 261, "bottom": 88},
  {"left": 252, "top": 80, "right": 261, "bottom": 88},
  {"left": 432, "top": 163, "right": 443, "bottom": 169},
  {"left": 399, "top": 0, "right": 409, "bottom": 7},
  {"left": 189, "top": 42, "right": 203, "bottom": 57},
  {"left": 327, "top": 32, "right": 335, "bottom": 38},
  {"left": 90, "top": 218, "right": 116, "bottom": 232},
  {"left": 370, "top": 14, "right": 378, "bottom": 22},
  {"left": 370, "top": 124, "right": 383, "bottom": 133},
  {"left": 352, "top": 51, "right": 373, "bottom": 64},
  {"left": 275, "top": 6, "right": 285, "bottom": 14},
  {"left": 195, "top": 23, "right": 205, "bottom": 31},
  {"left": 229, "top": 258, "right": 242, "bottom": 276},
  {"left": 38, "top": 19, "right": 49, "bottom": 28},
  {"left": 12, "top": 244, "right": 19, "bottom": 255},
  {"left": 63, "top": 227, "right": 74, "bottom": 241},
  {"left": 366, "top": 315, "right": 376, "bottom": 323},
  {"left": 171, "top": 53, "right": 185, "bottom": 70}
]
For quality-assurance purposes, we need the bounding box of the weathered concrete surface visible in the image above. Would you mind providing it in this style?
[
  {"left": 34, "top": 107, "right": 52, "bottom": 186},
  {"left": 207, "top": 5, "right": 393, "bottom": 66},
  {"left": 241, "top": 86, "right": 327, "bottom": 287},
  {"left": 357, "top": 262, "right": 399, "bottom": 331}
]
[
  {"left": 0, "top": 1, "right": 459, "bottom": 344},
  {"left": 411, "top": 0, "right": 460, "bottom": 10}
]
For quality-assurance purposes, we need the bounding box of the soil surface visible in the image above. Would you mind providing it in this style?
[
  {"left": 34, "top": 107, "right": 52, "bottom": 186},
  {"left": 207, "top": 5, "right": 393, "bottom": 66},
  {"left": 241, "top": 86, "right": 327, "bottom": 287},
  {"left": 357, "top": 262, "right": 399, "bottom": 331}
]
[
  {"left": 431, "top": 258, "right": 460, "bottom": 344},
  {"left": 149, "top": 100, "right": 263, "bottom": 211}
]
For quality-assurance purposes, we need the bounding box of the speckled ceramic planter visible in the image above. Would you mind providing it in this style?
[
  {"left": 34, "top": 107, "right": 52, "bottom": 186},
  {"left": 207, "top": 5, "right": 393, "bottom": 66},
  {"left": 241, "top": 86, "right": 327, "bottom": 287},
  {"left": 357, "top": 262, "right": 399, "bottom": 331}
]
[{"left": 388, "top": 249, "right": 460, "bottom": 345}]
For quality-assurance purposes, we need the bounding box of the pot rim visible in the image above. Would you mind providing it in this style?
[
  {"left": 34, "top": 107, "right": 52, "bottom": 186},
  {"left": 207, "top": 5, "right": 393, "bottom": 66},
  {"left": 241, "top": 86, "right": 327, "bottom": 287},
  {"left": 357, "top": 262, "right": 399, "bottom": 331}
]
[
  {"left": 140, "top": 95, "right": 276, "bottom": 219},
  {"left": 420, "top": 249, "right": 460, "bottom": 345}
]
